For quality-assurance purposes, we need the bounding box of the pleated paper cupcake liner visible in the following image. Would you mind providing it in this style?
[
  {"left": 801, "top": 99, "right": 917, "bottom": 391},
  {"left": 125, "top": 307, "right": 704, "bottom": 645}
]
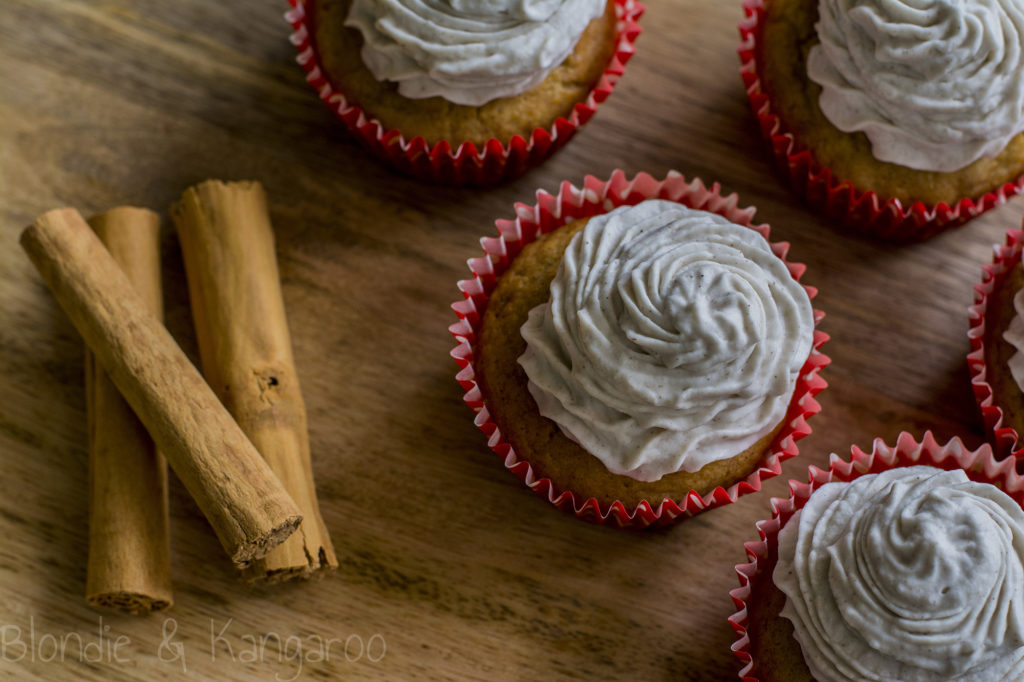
[
  {"left": 449, "top": 169, "right": 829, "bottom": 528},
  {"left": 728, "top": 431, "right": 1021, "bottom": 680},
  {"left": 286, "top": 0, "right": 643, "bottom": 185},
  {"left": 968, "top": 223, "right": 1024, "bottom": 459},
  {"left": 738, "top": 0, "right": 1024, "bottom": 240}
]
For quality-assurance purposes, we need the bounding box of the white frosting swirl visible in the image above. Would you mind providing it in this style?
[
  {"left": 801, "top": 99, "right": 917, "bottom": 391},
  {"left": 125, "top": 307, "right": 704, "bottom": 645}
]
[
  {"left": 775, "top": 466, "right": 1024, "bottom": 682},
  {"left": 344, "top": 0, "right": 606, "bottom": 106},
  {"left": 517, "top": 200, "right": 814, "bottom": 482},
  {"left": 807, "top": 0, "right": 1024, "bottom": 172}
]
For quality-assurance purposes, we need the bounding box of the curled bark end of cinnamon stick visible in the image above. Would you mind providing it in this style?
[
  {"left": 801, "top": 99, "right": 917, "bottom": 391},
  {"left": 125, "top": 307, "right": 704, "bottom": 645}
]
[
  {"left": 232, "top": 514, "right": 303, "bottom": 566},
  {"left": 244, "top": 544, "right": 338, "bottom": 585},
  {"left": 88, "top": 592, "right": 172, "bottom": 616}
]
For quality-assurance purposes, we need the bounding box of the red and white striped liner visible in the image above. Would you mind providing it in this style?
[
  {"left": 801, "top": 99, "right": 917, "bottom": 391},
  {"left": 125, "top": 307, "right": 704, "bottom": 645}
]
[
  {"left": 968, "top": 222, "right": 1024, "bottom": 459},
  {"left": 286, "top": 0, "right": 643, "bottom": 185},
  {"left": 728, "top": 432, "right": 1022, "bottom": 680},
  {"left": 449, "top": 169, "right": 830, "bottom": 528},
  {"left": 738, "top": 0, "right": 1024, "bottom": 240}
]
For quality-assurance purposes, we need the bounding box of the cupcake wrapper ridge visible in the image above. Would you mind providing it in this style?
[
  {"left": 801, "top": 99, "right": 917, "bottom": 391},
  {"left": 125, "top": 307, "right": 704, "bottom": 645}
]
[
  {"left": 286, "top": 0, "right": 643, "bottom": 185},
  {"left": 449, "top": 169, "right": 829, "bottom": 528},
  {"left": 728, "top": 431, "right": 1020, "bottom": 680},
  {"left": 738, "top": 0, "right": 1024, "bottom": 240},
  {"left": 968, "top": 222, "right": 1024, "bottom": 459}
]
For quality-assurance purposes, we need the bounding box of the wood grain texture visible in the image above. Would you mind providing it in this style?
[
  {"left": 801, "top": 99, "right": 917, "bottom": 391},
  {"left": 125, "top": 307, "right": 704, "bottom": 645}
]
[{"left": 0, "top": 0, "right": 1022, "bottom": 679}]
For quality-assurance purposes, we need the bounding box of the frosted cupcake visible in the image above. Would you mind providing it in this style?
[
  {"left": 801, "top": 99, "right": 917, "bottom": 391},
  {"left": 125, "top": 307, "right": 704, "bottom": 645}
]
[
  {"left": 731, "top": 433, "right": 1024, "bottom": 680},
  {"left": 451, "top": 171, "right": 829, "bottom": 526},
  {"left": 740, "top": 0, "right": 1024, "bottom": 238},
  {"left": 287, "top": 0, "right": 642, "bottom": 183}
]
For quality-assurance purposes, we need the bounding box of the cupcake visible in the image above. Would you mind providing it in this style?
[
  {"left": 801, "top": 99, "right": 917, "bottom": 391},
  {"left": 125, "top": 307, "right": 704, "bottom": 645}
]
[
  {"left": 286, "top": 0, "right": 643, "bottom": 184},
  {"left": 450, "top": 170, "right": 829, "bottom": 527},
  {"left": 968, "top": 223, "right": 1024, "bottom": 459},
  {"left": 730, "top": 432, "right": 1024, "bottom": 680},
  {"left": 739, "top": 0, "right": 1024, "bottom": 239}
]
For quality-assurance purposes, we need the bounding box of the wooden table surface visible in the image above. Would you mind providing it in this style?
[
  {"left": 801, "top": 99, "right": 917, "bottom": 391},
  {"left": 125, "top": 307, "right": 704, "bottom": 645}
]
[{"left": 2, "top": 0, "right": 1023, "bottom": 680}]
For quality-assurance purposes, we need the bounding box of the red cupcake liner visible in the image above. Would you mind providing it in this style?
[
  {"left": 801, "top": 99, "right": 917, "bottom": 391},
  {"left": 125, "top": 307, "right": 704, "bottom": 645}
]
[
  {"left": 448, "top": 169, "right": 830, "bottom": 528},
  {"left": 968, "top": 222, "right": 1024, "bottom": 459},
  {"left": 738, "top": 0, "right": 1024, "bottom": 240},
  {"left": 728, "top": 431, "right": 1022, "bottom": 680},
  {"left": 285, "top": 0, "right": 643, "bottom": 185}
]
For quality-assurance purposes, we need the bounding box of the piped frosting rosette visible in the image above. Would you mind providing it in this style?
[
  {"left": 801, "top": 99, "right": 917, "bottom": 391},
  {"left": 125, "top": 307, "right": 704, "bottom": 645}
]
[
  {"left": 810, "top": 0, "right": 1024, "bottom": 173},
  {"left": 738, "top": 0, "right": 1024, "bottom": 239},
  {"left": 729, "top": 432, "right": 1024, "bottom": 681},
  {"left": 777, "top": 467, "right": 1024, "bottom": 681},
  {"left": 519, "top": 201, "right": 814, "bottom": 482},
  {"left": 345, "top": 0, "right": 607, "bottom": 106},
  {"left": 285, "top": 0, "right": 643, "bottom": 185},
  {"left": 449, "top": 170, "right": 829, "bottom": 527}
]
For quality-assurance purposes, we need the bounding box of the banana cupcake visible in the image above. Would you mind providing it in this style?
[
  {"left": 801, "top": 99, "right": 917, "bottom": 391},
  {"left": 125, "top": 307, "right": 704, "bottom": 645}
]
[
  {"left": 731, "top": 433, "right": 1024, "bottom": 680},
  {"left": 740, "top": 0, "right": 1024, "bottom": 238},
  {"left": 450, "top": 171, "right": 829, "bottom": 526},
  {"left": 287, "top": 0, "right": 642, "bottom": 183}
]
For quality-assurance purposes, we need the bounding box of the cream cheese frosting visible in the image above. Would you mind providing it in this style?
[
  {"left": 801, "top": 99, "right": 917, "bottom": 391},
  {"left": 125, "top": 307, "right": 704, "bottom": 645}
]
[
  {"left": 343, "top": 0, "right": 607, "bottom": 106},
  {"left": 807, "top": 0, "right": 1024, "bottom": 172},
  {"left": 774, "top": 466, "right": 1024, "bottom": 682},
  {"left": 517, "top": 200, "right": 814, "bottom": 482}
]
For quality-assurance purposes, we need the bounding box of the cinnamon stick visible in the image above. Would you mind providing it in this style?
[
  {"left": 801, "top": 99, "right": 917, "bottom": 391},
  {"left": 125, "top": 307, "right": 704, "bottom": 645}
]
[
  {"left": 85, "top": 207, "right": 172, "bottom": 613},
  {"left": 172, "top": 180, "right": 337, "bottom": 582},
  {"left": 21, "top": 208, "right": 301, "bottom": 565}
]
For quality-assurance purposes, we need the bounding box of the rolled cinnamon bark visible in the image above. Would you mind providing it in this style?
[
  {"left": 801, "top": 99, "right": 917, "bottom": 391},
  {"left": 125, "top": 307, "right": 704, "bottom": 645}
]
[
  {"left": 85, "top": 207, "right": 173, "bottom": 613},
  {"left": 172, "top": 181, "right": 337, "bottom": 582},
  {"left": 21, "top": 208, "right": 301, "bottom": 565}
]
